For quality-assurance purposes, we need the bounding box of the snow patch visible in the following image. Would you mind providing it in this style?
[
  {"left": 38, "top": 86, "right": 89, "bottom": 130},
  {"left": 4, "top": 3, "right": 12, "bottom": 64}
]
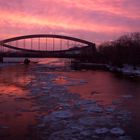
[
  {"left": 94, "top": 128, "right": 109, "bottom": 135},
  {"left": 110, "top": 127, "right": 125, "bottom": 136}
]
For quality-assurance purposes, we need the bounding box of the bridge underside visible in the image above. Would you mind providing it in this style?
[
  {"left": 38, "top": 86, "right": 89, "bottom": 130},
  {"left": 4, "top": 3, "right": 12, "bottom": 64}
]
[
  {"left": 2, "top": 54, "right": 82, "bottom": 58},
  {"left": 1, "top": 51, "right": 92, "bottom": 58}
]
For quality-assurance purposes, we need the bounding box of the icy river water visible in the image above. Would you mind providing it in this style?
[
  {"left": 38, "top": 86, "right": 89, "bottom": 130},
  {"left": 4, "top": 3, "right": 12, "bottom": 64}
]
[{"left": 0, "top": 58, "right": 140, "bottom": 140}]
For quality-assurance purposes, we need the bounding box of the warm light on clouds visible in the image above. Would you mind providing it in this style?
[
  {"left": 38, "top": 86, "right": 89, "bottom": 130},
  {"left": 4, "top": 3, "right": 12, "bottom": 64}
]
[
  {"left": 0, "top": 10, "right": 130, "bottom": 33},
  {"left": 0, "top": 0, "right": 139, "bottom": 43},
  {"left": 60, "top": 0, "right": 140, "bottom": 19}
]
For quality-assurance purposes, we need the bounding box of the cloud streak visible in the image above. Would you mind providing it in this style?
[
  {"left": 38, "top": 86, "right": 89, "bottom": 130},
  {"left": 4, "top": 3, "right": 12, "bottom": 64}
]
[{"left": 0, "top": 0, "right": 139, "bottom": 43}]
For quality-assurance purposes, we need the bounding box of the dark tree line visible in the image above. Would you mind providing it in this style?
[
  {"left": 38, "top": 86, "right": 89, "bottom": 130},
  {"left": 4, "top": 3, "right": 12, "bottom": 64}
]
[{"left": 98, "top": 32, "right": 140, "bottom": 67}]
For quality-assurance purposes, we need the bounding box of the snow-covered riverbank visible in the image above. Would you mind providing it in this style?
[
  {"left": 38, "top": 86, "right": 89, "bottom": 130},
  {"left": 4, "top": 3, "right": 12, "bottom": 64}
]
[
  {"left": 71, "top": 61, "right": 140, "bottom": 77},
  {"left": 107, "top": 64, "right": 140, "bottom": 77}
]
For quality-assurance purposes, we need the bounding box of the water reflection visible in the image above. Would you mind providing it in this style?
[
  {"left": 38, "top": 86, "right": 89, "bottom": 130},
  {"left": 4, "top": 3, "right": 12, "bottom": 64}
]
[
  {"left": 0, "top": 64, "right": 36, "bottom": 140},
  {"left": 60, "top": 70, "right": 140, "bottom": 139},
  {"left": 60, "top": 71, "right": 140, "bottom": 104},
  {"left": 0, "top": 59, "right": 140, "bottom": 139},
  {"left": 0, "top": 65, "right": 32, "bottom": 87}
]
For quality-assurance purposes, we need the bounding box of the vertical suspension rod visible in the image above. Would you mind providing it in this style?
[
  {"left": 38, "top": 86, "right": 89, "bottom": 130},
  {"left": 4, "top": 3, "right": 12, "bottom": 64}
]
[
  {"left": 31, "top": 38, "right": 33, "bottom": 50},
  {"left": 52, "top": 38, "right": 55, "bottom": 52},
  {"left": 67, "top": 40, "right": 69, "bottom": 50},
  {"left": 23, "top": 39, "right": 26, "bottom": 49},
  {"left": 15, "top": 40, "right": 18, "bottom": 54},
  {"left": 16, "top": 40, "right": 18, "bottom": 47},
  {"left": 46, "top": 37, "right": 47, "bottom": 51},
  {"left": 60, "top": 39, "right": 62, "bottom": 51},
  {"left": 38, "top": 38, "right": 40, "bottom": 51}
]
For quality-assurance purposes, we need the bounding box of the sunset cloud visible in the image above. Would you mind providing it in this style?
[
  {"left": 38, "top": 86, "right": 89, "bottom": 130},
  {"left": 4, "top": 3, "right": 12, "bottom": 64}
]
[{"left": 0, "top": 0, "right": 139, "bottom": 43}]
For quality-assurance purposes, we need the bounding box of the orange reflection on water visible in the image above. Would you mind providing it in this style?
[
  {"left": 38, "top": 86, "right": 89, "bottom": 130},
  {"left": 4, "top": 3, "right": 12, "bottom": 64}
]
[
  {"left": 61, "top": 71, "right": 126, "bottom": 105},
  {"left": 54, "top": 76, "right": 68, "bottom": 85},
  {"left": 0, "top": 85, "right": 24, "bottom": 95},
  {"left": 0, "top": 65, "right": 37, "bottom": 140}
]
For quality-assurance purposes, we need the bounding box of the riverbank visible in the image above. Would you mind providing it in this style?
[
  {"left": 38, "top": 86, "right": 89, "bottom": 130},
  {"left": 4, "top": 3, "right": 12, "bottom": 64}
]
[
  {"left": 107, "top": 65, "right": 140, "bottom": 77},
  {"left": 71, "top": 61, "right": 140, "bottom": 78}
]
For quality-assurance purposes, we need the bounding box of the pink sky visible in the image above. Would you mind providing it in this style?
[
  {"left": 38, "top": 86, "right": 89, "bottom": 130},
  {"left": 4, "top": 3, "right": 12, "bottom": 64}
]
[{"left": 0, "top": 0, "right": 139, "bottom": 44}]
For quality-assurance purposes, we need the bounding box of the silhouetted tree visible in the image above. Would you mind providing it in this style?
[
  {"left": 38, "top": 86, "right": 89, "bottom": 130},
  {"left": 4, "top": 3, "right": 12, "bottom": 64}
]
[{"left": 98, "top": 32, "right": 140, "bottom": 67}]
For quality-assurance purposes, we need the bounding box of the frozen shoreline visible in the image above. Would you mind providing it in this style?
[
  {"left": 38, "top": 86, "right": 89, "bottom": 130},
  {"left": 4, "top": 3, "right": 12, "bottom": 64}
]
[
  {"left": 71, "top": 61, "right": 140, "bottom": 77},
  {"left": 107, "top": 64, "right": 140, "bottom": 77}
]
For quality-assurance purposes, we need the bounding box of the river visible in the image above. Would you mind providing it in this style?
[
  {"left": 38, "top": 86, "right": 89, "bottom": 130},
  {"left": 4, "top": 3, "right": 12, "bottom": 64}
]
[{"left": 0, "top": 58, "right": 140, "bottom": 140}]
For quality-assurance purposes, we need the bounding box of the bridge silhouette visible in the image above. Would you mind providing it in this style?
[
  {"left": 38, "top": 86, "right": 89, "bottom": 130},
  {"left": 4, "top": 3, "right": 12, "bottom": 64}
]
[{"left": 0, "top": 34, "right": 96, "bottom": 61}]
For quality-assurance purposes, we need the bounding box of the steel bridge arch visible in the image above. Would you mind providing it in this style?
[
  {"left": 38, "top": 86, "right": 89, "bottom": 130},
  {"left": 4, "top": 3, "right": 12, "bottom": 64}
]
[{"left": 0, "top": 34, "right": 95, "bottom": 52}]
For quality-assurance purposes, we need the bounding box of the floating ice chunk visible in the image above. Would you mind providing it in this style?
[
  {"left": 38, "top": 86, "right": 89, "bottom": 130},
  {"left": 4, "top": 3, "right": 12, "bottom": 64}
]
[
  {"left": 118, "top": 136, "right": 133, "bottom": 140},
  {"left": 36, "top": 123, "right": 46, "bottom": 128},
  {"left": 122, "top": 95, "right": 133, "bottom": 99},
  {"left": 50, "top": 110, "right": 73, "bottom": 119},
  {"left": 79, "top": 117, "right": 96, "bottom": 126},
  {"left": 58, "top": 103, "right": 71, "bottom": 109},
  {"left": 79, "top": 116, "right": 114, "bottom": 127},
  {"left": 76, "top": 99, "right": 96, "bottom": 106},
  {"left": 105, "top": 106, "right": 116, "bottom": 113},
  {"left": 64, "top": 83, "right": 77, "bottom": 86},
  {"left": 48, "top": 131, "right": 68, "bottom": 140},
  {"left": 79, "top": 80, "right": 88, "bottom": 84},
  {"left": 49, "top": 93, "right": 61, "bottom": 98},
  {"left": 96, "top": 116, "right": 114, "bottom": 126},
  {"left": 110, "top": 128, "right": 125, "bottom": 136},
  {"left": 83, "top": 105, "right": 103, "bottom": 113},
  {"left": 0, "top": 125, "right": 9, "bottom": 129},
  {"left": 67, "top": 123, "right": 85, "bottom": 132},
  {"left": 116, "top": 110, "right": 132, "bottom": 121},
  {"left": 94, "top": 128, "right": 109, "bottom": 135},
  {"left": 112, "top": 99, "right": 122, "bottom": 105},
  {"left": 80, "top": 130, "right": 92, "bottom": 136},
  {"left": 43, "top": 110, "right": 73, "bottom": 122},
  {"left": 49, "top": 120, "right": 68, "bottom": 131},
  {"left": 42, "top": 86, "right": 52, "bottom": 90}
]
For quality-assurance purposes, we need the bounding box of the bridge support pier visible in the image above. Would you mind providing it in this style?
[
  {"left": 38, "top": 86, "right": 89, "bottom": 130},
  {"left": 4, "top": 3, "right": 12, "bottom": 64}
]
[
  {"left": 24, "top": 58, "right": 30, "bottom": 64},
  {"left": 0, "top": 57, "right": 3, "bottom": 63}
]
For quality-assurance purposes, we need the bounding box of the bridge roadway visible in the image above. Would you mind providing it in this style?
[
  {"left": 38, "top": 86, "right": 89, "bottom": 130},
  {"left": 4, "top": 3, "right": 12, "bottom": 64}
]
[{"left": 1, "top": 50, "right": 90, "bottom": 58}]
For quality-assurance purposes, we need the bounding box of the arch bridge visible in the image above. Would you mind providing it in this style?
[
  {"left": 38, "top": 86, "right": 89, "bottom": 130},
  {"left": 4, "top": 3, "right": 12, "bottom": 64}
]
[{"left": 0, "top": 34, "right": 96, "bottom": 59}]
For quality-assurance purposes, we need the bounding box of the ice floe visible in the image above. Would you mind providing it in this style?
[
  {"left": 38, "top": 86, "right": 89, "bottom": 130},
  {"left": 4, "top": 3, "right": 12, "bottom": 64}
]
[
  {"left": 43, "top": 110, "right": 73, "bottom": 122},
  {"left": 94, "top": 128, "right": 109, "bottom": 135},
  {"left": 122, "top": 95, "right": 133, "bottom": 99},
  {"left": 110, "top": 127, "right": 125, "bottom": 136}
]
